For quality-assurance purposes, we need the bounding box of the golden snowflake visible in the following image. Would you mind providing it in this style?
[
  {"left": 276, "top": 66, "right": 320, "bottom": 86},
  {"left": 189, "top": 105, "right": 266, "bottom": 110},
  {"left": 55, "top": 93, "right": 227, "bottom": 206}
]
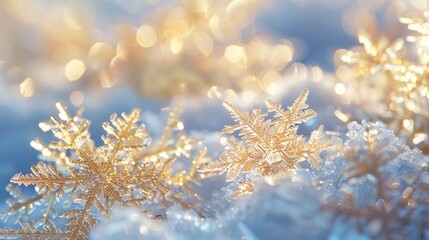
[
  {"left": 0, "top": 103, "right": 208, "bottom": 239},
  {"left": 334, "top": 7, "right": 429, "bottom": 153},
  {"left": 199, "top": 89, "right": 332, "bottom": 197}
]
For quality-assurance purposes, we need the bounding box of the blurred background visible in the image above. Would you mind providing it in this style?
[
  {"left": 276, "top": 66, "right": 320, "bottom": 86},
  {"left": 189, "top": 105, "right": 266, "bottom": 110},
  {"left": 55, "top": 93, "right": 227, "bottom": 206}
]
[{"left": 0, "top": 0, "right": 427, "bottom": 203}]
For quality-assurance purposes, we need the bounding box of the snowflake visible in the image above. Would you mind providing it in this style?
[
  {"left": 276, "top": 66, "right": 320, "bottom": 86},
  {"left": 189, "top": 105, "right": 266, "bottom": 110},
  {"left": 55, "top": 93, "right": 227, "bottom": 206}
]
[
  {"left": 0, "top": 103, "right": 208, "bottom": 239},
  {"left": 199, "top": 89, "right": 332, "bottom": 197},
  {"left": 322, "top": 121, "right": 428, "bottom": 239},
  {"left": 334, "top": 7, "right": 429, "bottom": 152}
]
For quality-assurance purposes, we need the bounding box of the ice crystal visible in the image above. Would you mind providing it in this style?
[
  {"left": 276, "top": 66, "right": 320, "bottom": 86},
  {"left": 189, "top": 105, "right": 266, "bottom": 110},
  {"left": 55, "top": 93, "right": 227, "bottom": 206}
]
[
  {"left": 91, "top": 208, "right": 178, "bottom": 240},
  {"left": 199, "top": 89, "right": 332, "bottom": 197},
  {"left": 0, "top": 103, "right": 208, "bottom": 239},
  {"left": 92, "top": 172, "right": 331, "bottom": 240},
  {"left": 219, "top": 172, "right": 332, "bottom": 240},
  {"left": 321, "top": 121, "right": 428, "bottom": 239}
]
